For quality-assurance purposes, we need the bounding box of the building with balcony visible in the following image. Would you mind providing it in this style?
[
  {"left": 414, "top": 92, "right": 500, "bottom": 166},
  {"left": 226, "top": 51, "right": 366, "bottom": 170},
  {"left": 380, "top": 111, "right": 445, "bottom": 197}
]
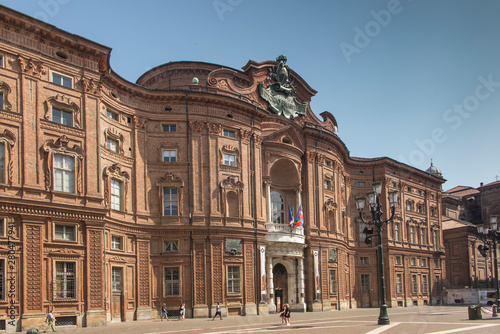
[{"left": 0, "top": 5, "right": 446, "bottom": 331}]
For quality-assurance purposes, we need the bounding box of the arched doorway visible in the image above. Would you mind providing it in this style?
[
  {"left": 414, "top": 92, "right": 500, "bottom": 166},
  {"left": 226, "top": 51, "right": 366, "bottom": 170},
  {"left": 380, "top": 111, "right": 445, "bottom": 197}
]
[{"left": 273, "top": 263, "right": 288, "bottom": 311}]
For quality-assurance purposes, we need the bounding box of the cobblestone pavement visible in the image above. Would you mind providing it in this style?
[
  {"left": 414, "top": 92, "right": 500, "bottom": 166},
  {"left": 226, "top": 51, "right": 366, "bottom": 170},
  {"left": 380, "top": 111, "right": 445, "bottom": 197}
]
[{"left": 31, "top": 305, "right": 500, "bottom": 334}]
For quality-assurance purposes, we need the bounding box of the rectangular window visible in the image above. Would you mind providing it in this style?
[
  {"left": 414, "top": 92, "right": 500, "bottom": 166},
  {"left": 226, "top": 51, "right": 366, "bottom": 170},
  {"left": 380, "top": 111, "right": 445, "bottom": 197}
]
[
  {"left": 0, "top": 54, "right": 3, "bottom": 67},
  {"left": 325, "top": 159, "right": 332, "bottom": 167},
  {"left": 329, "top": 270, "right": 338, "bottom": 294},
  {"left": 418, "top": 190, "right": 423, "bottom": 195},
  {"left": 420, "top": 228, "right": 427, "bottom": 245},
  {"left": 223, "top": 129, "right": 236, "bottom": 138},
  {"left": 112, "top": 267, "right": 122, "bottom": 292},
  {"left": 110, "top": 179, "right": 122, "bottom": 211},
  {"left": 107, "top": 138, "right": 119, "bottom": 153},
  {"left": 52, "top": 72, "right": 73, "bottom": 88},
  {"left": 361, "top": 274, "right": 370, "bottom": 291},
  {"left": 0, "top": 92, "right": 3, "bottom": 110},
  {"left": 55, "top": 262, "right": 76, "bottom": 299},
  {"left": 422, "top": 275, "right": 428, "bottom": 294},
  {"left": 412, "top": 275, "right": 418, "bottom": 293},
  {"left": 410, "top": 226, "right": 416, "bottom": 244},
  {"left": 410, "top": 258, "right": 416, "bottom": 266},
  {"left": 52, "top": 108, "right": 73, "bottom": 126},
  {"left": 164, "top": 267, "right": 180, "bottom": 296},
  {"left": 360, "top": 257, "right": 369, "bottom": 264},
  {"left": 164, "top": 240, "right": 178, "bottom": 252},
  {"left": 392, "top": 182, "right": 397, "bottom": 188},
  {"left": 54, "top": 224, "right": 76, "bottom": 241},
  {"left": 395, "top": 256, "right": 402, "bottom": 265},
  {"left": 407, "top": 187, "right": 412, "bottom": 192},
  {"left": 163, "top": 187, "right": 178, "bottom": 216},
  {"left": 394, "top": 222, "right": 401, "bottom": 241},
  {"left": 54, "top": 154, "right": 75, "bottom": 193},
  {"left": 421, "top": 258, "right": 427, "bottom": 267},
  {"left": 162, "top": 124, "right": 176, "bottom": 132},
  {"left": 396, "top": 273, "right": 403, "bottom": 294},
  {"left": 227, "top": 266, "right": 241, "bottom": 294},
  {"left": 162, "top": 149, "right": 177, "bottom": 162},
  {"left": 359, "top": 222, "right": 367, "bottom": 242},
  {"left": 111, "top": 235, "right": 123, "bottom": 250},
  {"left": 324, "top": 179, "right": 332, "bottom": 190},
  {"left": 357, "top": 182, "right": 365, "bottom": 187},
  {"left": 0, "top": 142, "right": 5, "bottom": 184},
  {"left": 0, "top": 218, "right": 4, "bottom": 237},
  {"left": 433, "top": 230, "right": 439, "bottom": 250},
  {"left": 223, "top": 153, "right": 236, "bottom": 166},
  {"left": 106, "top": 109, "right": 119, "bottom": 121},
  {"left": 435, "top": 276, "right": 441, "bottom": 293}
]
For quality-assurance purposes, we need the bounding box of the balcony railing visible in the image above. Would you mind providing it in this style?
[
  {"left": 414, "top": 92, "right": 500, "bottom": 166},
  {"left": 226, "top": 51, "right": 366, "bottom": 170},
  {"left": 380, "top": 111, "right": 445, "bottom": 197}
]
[
  {"left": 265, "top": 222, "right": 305, "bottom": 244},
  {"left": 266, "top": 222, "right": 304, "bottom": 235}
]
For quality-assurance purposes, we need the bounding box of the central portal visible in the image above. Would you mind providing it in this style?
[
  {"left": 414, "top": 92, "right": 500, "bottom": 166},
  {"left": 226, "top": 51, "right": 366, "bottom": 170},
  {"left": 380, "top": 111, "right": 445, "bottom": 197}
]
[{"left": 273, "top": 263, "right": 288, "bottom": 311}]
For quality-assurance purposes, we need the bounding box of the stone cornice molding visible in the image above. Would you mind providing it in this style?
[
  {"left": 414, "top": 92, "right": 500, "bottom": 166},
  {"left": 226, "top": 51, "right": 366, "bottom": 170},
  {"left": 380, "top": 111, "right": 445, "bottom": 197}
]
[{"left": 0, "top": 201, "right": 105, "bottom": 222}]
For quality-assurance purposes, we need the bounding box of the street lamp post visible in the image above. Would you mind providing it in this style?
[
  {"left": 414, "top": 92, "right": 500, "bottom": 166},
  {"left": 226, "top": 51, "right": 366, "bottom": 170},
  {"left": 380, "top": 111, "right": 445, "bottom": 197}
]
[
  {"left": 477, "top": 215, "right": 500, "bottom": 312},
  {"left": 355, "top": 182, "right": 398, "bottom": 325}
]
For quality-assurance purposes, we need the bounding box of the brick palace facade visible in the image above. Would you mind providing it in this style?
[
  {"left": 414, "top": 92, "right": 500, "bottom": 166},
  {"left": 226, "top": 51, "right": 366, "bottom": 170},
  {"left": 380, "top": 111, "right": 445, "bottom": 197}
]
[{"left": 0, "top": 5, "right": 446, "bottom": 331}]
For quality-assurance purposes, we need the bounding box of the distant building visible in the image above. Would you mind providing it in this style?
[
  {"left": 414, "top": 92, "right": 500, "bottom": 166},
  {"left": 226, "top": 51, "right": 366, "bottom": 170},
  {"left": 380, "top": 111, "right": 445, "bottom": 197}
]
[
  {"left": 0, "top": 5, "right": 446, "bottom": 331},
  {"left": 442, "top": 181, "right": 500, "bottom": 305}
]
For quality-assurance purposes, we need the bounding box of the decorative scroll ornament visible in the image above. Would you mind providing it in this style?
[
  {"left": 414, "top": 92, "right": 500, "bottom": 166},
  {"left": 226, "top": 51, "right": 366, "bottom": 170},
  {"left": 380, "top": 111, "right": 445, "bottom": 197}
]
[
  {"left": 325, "top": 198, "right": 337, "bottom": 212},
  {"left": 17, "top": 56, "right": 47, "bottom": 77},
  {"left": 258, "top": 55, "right": 307, "bottom": 119},
  {"left": 0, "top": 129, "right": 16, "bottom": 184}
]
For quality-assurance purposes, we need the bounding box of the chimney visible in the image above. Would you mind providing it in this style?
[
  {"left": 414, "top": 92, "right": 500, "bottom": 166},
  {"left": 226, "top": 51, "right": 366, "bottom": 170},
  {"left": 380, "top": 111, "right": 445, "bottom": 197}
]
[{"left": 480, "top": 182, "right": 484, "bottom": 187}]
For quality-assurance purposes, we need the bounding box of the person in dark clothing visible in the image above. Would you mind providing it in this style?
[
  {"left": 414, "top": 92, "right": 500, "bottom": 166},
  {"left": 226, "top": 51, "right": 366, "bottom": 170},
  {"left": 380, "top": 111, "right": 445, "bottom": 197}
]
[{"left": 213, "top": 302, "right": 222, "bottom": 320}]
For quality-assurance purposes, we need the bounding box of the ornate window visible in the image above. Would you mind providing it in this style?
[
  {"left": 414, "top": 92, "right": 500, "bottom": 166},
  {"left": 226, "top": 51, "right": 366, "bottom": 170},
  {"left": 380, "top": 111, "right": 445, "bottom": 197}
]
[
  {"left": 406, "top": 200, "right": 414, "bottom": 211},
  {"left": 0, "top": 82, "right": 12, "bottom": 111},
  {"left": 417, "top": 203, "right": 425, "bottom": 214},
  {"left": 53, "top": 154, "right": 75, "bottom": 193},
  {"left": 227, "top": 266, "right": 241, "bottom": 294},
  {"left": 54, "top": 224, "right": 76, "bottom": 241},
  {"left": 433, "top": 230, "right": 439, "bottom": 250},
  {"left": 51, "top": 71, "right": 73, "bottom": 88},
  {"left": 104, "top": 128, "right": 124, "bottom": 154},
  {"left": 157, "top": 172, "right": 184, "bottom": 217},
  {"left": 420, "top": 228, "right": 427, "bottom": 245},
  {"left": 394, "top": 222, "right": 401, "bottom": 241},
  {"left": 395, "top": 256, "right": 402, "bottom": 265},
  {"left": 412, "top": 275, "right": 418, "bottom": 293},
  {"left": 396, "top": 274, "right": 403, "bottom": 293},
  {"left": 106, "top": 108, "right": 119, "bottom": 121},
  {"left": 104, "top": 164, "right": 129, "bottom": 212},
  {"left": 410, "top": 258, "right": 416, "bottom": 266},
  {"left": 409, "top": 225, "right": 416, "bottom": 243},
  {"left": 329, "top": 269, "right": 338, "bottom": 294},
  {"left": 164, "top": 267, "right": 180, "bottom": 296},
  {"left": 54, "top": 261, "right": 76, "bottom": 299},
  {"left": 271, "top": 191, "right": 285, "bottom": 224},
  {"left": 422, "top": 275, "right": 428, "bottom": 294},
  {"left": 325, "top": 178, "right": 332, "bottom": 190},
  {"left": 220, "top": 145, "right": 239, "bottom": 168},
  {"left": 44, "top": 95, "right": 81, "bottom": 128},
  {"left": 111, "top": 235, "right": 123, "bottom": 250}
]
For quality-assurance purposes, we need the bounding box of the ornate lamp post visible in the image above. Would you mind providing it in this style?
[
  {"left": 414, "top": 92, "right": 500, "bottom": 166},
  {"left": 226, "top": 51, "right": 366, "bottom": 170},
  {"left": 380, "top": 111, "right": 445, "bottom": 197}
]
[
  {"left": 355, "top": 182, "right": 398, "bottom": 325},
  {"left": 477, "top": 215, "right": 500, "bottom": 312}
]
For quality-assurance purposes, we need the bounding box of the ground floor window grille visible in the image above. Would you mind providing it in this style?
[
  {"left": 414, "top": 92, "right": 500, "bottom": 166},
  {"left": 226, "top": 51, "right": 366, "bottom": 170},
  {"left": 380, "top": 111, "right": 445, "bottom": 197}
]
[{"left": 55, "top": 316, "right": 77, "bottom": 326}]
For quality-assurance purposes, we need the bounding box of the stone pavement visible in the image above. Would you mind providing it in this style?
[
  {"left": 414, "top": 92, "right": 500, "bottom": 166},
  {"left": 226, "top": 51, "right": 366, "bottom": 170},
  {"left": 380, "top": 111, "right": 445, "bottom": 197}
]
[{"left": 33, "top": 305, "right": 500, "bottom": 334}]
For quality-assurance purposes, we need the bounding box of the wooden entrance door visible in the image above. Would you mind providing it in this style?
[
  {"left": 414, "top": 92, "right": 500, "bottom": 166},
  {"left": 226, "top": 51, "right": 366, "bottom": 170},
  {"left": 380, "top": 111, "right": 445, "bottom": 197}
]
[
  {"left": 273, "top": 263, "right": 288, "bottom": 311},
  {"left": 111, "top": 267, "right": 123, "bottom": 322}
]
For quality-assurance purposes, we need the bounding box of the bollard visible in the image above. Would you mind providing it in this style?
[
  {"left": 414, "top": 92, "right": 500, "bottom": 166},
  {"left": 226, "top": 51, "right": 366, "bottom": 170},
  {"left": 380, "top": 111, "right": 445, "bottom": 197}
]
[{"left": 493, "top": 304, "right": 498, "bottom": 317}]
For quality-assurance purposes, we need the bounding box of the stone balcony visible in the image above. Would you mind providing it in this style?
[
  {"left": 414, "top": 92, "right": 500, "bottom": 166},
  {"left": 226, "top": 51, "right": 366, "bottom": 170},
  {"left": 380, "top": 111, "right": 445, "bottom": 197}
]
[{"left": 265, "top": 222, "right": 305, "bottom": 244}]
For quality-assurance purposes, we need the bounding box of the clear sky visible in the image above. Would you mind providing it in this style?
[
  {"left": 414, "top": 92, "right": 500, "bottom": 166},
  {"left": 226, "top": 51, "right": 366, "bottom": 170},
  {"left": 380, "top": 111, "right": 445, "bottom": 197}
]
[{"left": 4, "top": 0, "right": 499, "bottom": 190}]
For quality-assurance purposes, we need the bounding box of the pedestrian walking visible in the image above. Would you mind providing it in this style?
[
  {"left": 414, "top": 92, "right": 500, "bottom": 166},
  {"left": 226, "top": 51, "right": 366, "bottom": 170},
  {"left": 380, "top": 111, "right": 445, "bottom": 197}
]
[
  {"left": 212, "top": 302, "right": 222, "bottom": 320},
  {"left": 283, "top": 304, "right": 291, "bottom": 326},
  {"left": 279, "top": 305, "right": 286, "bottom": 325},
  {"left": 179, "top": 303, "right": 185, "bottom": 320},
  {"left": 44, "top": 310, "right": 56, "bottom": 332},
  {"left": 161, "top": 303, "right": 168, "bottom": 321}
]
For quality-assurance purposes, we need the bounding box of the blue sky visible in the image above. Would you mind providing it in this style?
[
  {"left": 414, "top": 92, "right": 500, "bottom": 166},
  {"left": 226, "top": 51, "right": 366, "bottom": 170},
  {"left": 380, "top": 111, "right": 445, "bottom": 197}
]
[{"left": 4, "top": 0, "right": 500, "bottom": 190}]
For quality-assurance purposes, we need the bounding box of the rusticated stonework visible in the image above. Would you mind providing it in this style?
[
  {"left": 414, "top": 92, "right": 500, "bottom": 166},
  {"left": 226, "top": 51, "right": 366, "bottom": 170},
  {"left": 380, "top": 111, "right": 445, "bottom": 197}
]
[
  {"left": 25, "top": 225, "right": 42, "bottom": 311},
  {"left": 211, "top": 242, "right": 223, "bottom": 303},
  {"left": 87, "top": 229, "right": 104, "bottom": 309},
  {"left": 138, "top": 241, "right": 150, "bottom": 306},
  {"left": 194, "top": 242, "right": 206, "bottom": 305},
  {"left": 244, "top": 243, "right": 255, "bottom": 303}
]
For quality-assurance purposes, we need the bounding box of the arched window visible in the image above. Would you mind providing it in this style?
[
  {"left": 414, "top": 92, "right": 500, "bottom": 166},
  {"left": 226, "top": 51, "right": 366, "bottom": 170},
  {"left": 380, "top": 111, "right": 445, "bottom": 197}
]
[{"left": 271, "top": 191, "right": 285, "bottom": 224}]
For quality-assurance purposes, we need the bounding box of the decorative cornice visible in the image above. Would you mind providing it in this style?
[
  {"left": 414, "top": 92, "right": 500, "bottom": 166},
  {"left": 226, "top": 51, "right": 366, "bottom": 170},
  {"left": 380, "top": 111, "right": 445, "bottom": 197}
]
[
  {"left": 0, "top": 201, "right": 105, "bottom": 221},
  {"left": 220, "top": 176, "right": 244, "bottom": 192}
]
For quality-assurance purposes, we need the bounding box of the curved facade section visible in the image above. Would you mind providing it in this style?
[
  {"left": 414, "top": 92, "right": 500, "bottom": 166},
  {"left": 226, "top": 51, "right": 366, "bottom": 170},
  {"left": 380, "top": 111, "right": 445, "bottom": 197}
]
[{"left": 0, "top": 5, "right": 445, "bottom": 331}]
